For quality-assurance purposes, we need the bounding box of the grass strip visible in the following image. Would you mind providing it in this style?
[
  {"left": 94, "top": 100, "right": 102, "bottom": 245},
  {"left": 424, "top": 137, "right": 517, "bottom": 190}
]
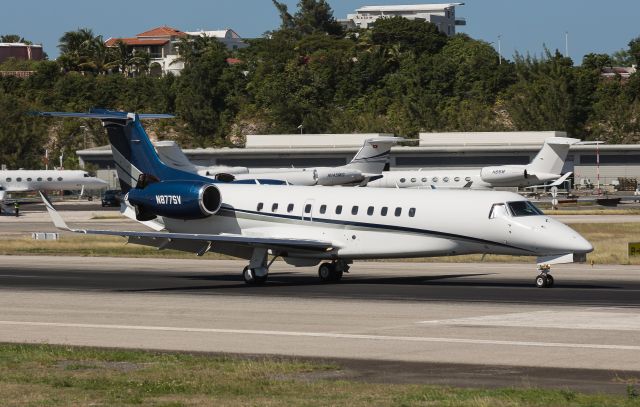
[{"left": 0, "top": 343, "right": 638, "bottom": 406}]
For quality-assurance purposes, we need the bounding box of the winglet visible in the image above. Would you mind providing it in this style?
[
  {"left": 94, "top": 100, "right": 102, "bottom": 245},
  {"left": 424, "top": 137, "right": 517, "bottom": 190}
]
[{"left": 39, "top": 192, "right": 72, "bottom": 231}]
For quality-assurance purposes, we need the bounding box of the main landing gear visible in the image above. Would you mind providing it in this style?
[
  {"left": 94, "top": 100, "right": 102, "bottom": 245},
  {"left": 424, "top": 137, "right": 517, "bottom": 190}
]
[
  {"left": 535, "top": 264, "right": 554, "bottom": 288},
  {"left": 318, "top": 261, "right": 350, "bottom": 283},
  {"left": 242, "top": 248, "right": 275, "bottom": 285}
]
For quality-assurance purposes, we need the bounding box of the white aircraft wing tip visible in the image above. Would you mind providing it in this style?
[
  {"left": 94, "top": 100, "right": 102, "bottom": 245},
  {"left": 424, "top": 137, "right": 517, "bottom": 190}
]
[{"left": 38, "top": 192, "right": 72, "bottom": 231}]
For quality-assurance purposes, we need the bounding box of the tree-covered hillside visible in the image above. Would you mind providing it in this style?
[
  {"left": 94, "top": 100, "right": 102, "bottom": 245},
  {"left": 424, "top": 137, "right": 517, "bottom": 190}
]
[{"left": 1, "top": 0, "right": 639, "bottom": 169}]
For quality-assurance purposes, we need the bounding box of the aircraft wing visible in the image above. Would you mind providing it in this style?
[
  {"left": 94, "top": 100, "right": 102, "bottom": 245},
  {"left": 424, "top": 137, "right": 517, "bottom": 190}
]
[
  {"left": 525, "top": 172, "right": 573, "bottom": 189},
  {"left": 40, "top": 192, "right": 334, "bottom": 254}
]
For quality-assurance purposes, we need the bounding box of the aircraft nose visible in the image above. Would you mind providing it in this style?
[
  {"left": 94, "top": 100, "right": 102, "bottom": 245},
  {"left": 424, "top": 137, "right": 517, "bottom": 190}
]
[{"left": 548, "top": 220, "right": 593, "bottom": 254}]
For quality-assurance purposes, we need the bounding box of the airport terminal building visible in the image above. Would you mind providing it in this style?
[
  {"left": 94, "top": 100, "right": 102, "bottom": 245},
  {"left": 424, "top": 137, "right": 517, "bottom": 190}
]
[{"left": 77, "top": 131, "right": 640, "bottom": 190}]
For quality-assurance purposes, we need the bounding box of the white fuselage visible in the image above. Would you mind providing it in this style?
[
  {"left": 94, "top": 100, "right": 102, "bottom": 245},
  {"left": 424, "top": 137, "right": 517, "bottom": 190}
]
[
  {"left": 367, "top": 168, "right": 558, "bottom": 190},
  {"left": 0, "top": 170, "right": 107, "bottom": 201},
  {"left": 155, "top": 184, "right": 592, "bottom": 262}
]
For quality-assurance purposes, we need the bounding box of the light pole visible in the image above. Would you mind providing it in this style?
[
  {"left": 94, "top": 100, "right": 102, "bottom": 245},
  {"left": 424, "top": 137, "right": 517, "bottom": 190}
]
[
  {"left": 564, "top": 31, "right": 569, "bottom": 58},
  {"left": 497, "top": 34, "right": 502, "bottom": 65}
]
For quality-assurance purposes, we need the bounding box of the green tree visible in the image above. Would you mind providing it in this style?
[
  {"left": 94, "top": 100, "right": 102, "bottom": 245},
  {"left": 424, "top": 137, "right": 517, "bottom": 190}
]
[
  {"left": 175, "top": 37, "right": 237, "bottom": 146},
  {"left": 0, "top": 34, "right": 27, "bottom": 43}
]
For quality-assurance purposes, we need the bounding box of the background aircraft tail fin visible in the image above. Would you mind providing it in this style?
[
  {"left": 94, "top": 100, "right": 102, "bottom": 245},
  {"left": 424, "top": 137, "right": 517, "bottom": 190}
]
[
  {"left": 345, "top": 136, "right": 403, "bottom": 175},
  {"left": 154, "top": 140, "right": 199, "bottom": 172},
  {"left": 526, "top": 137, "right": 580, "bottom": 176}
]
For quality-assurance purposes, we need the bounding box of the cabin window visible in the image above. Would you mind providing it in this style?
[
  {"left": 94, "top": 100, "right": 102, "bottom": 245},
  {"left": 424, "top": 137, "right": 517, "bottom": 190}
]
[
  {"left": 411, "top": 178, "right": 417, "bottom": 183},
  {"left": 351, "top": 206, "right": 359, "bottom": 215},
  {"left": 257, "top": 202, "right": 264, "bottom": 211},
  {"left": 409, "top": 208, "right": 416, "bottom": 217},
  {"left": 335, "top": 205, "right": 342, "bottom": 215},
  {"left": 489, "top": 203, "right": 508, "bottom": 219},
  {"left": 465, "top": 177, "right": 471, "bottom": 182},
  {"left": 47, "top": 177, "right": 52, "bottom": 181},
  {"left": 272, "top": 203, "right": 278, "bottom": 212},
  {"left": 381, "top": 207, "right": 388, "bottom": 216},
  {"left": 57, "top": 177, "right": 63, "bottom": 181},
  {"left": 421, "top": 178, "right": 427, "bottom": 183},
  {"left": 395, "top": 207, "right": 402, "bottom": 217},
  {"left": 287, "top": 203, "right": 295, "bottom": 213},
  {"left": 443, "top": 177, "right": 449, "bottom": 182},
  {"left": 320, "top": 204, "right": 327, "bottom": 214},
  {"left": 304, "top": 204, "right": 312, "bottom": 214},
  {"left": 400, "top": 178, "right": 406, "bottom": 183},
  {"left": 37, "top": 177, "right": 43, "bottom": 181},
  {"left": 27, "top": 178, "right": 32, "bottom": 182},
  {"left": 367, "top": 206, "right": 374, "bottom": 215},
  {"left": 5, "top": 178, "right": 10, "bottom": 182},
  {"left": 454, "top": 177, "right": 460, "bottom": 182},
  {"left": 507, "top": 201, "right": 544, "bottom": 217},
  {"left": 16, "top": 178, "right": 22, "bottom": 182},
  {"left": 84, "top": 173, "right": 90, "bottom": 177},
  {"left": 432, "top": 177, "right": 438, "bottom": 182}
]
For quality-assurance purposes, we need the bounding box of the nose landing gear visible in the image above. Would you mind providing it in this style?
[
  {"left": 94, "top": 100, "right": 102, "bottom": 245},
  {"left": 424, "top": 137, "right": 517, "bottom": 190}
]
[{"left": 535, "top": 264, "right": 554, "bottom": 288}]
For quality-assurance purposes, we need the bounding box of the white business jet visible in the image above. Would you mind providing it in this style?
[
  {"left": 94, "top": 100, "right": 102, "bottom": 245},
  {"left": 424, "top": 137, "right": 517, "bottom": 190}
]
[
  {"left": 368, "top": 137, "right": 580, "bottom": 189},
  {"left": 37, "top": 110, "right": 592, "bottom": 288},
  {"left": 0, "top": 169, "right": 107, "bottom": 212},
  {"left": 154, "top": 137, "right": 402, "bottom": 186}
]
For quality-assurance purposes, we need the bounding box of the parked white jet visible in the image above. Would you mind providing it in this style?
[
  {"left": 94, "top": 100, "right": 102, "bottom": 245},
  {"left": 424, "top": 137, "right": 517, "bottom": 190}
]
[
  {"left": 154, "top": 137, "right": 402, "bottom": 186},
  {"left": 0, "top": 169, "right": 107, "bottom": 211},
  {"left": 38, "top": 110, "right": 592, "bottom": 288},
  {"left": 368, "top": 137, "right": 580, "bottom": 189}
]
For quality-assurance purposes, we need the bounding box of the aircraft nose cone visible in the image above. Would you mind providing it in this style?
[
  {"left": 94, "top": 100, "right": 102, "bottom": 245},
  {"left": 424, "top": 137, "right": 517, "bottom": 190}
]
[{"left": 569, "top": 234, "right": 593, "bottom": 254}]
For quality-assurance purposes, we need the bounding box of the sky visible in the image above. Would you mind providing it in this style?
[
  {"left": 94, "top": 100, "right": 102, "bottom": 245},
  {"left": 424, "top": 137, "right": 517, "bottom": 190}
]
[{"left": 1, "top": 0, "right": 639, "bottom": 63}]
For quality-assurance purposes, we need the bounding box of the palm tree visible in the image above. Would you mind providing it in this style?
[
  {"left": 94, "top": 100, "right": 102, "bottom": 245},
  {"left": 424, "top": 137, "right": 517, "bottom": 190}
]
[
  {"left": 58, "top": 28, "right": 95, "bottom": 72},
  {"left": 77, "top": 36, "right": 118, "bottom": 74}
]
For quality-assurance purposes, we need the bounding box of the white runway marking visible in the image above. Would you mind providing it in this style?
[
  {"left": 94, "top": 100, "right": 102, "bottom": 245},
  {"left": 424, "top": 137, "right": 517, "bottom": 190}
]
[
  {"left": 420, "top": 310, "right": 640, "bottom": 331},
  {"left": 0, "top": 320, "right": 639, "bottom": 351}
]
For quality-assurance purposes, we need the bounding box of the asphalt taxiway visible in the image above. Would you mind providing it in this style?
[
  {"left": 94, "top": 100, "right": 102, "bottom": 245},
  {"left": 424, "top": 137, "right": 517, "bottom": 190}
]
[{"left": 0, "top": 255, "right": 639, "bottom": 393}]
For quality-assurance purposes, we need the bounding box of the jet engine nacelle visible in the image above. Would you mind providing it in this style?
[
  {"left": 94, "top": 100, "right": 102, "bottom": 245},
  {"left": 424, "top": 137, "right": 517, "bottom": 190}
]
[
  {"left": 315, "top": 168, "right": 365, "bottom": 186},
  {"left": 126, "top": 181, "right": 222, "bottom": 221},
  {"left": 480, "top": 166, "right": 528, "bottom": 184}
]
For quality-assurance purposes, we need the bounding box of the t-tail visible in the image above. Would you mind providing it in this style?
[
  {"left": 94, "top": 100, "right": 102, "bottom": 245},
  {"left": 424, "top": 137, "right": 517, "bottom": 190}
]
[
  {"left": 37, "top": 109, "right": 210, "bottom": 192},
  {"left": 344, "top": 136, "right": 404, "bottom": 175},
  {"left": 525, "top": 137, "right": 580, "bottom": 179}
]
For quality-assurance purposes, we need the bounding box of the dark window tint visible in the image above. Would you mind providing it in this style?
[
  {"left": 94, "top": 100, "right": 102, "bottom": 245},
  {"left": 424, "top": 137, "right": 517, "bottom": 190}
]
[
  {"left": 57, "top": 177, "right": 63, "bottom": 181},
  {"left": 335, "top": 205, "right": 342, "bottom": 215},
  {"left": 37, "top": 177, "right": 42, "bottom": 181},
  {"left": 47, "top": 177, "right": 52, "bottom": 181},
  {"left": 5, "top": 178, "right": 10, "bottom": 182},
  {"left": 395, "top": 207, "right": 402, "bottom": 217},
  {"left": 381, "top": 207, "right": 388, "bottom": 216},
  {"left": 257, "top": 202, "right": 263, "bottom": 211},
  {"left": 304, "top": 204, "right": 312, "bottom": 213},
  {"left": 351, "top": 206, "right": 359, "bottom": 215},
  {"left": 367, "top": 206, "right": 374, "bottom": 216},
  {"left": 409, "top": 208, "right": 416, "bottom": 217},
  {"left": 320, "top": 204, "right": 327, "bottom": 214},
  {"left": 507, "top": 201, "right": 544, "bottom": 217},
  {"left": 272, "top": 203, "right": 278, "bottom": 212},
  {"left": 16, "top": 178, "right": 22, "bottom": 182},
  {"left": 26, "top": 178, "right": 32, "bottom": 182},
  {"left": 287, "top": 203, "right": 294, "bottom": 213}
]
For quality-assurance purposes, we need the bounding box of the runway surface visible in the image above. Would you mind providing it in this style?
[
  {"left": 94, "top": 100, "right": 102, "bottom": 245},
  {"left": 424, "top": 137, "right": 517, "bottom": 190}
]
[{"left": 0, "top": 255, "right": 639, "bottom": 392}]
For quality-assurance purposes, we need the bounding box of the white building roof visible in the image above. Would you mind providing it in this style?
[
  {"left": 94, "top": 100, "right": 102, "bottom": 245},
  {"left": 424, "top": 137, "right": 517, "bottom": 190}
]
[
  {"left": 245, "top": 134, "right": 394, "bottom": 149},
  {"left": 356, "top": 3, "right": 464, "bottom": 12},
  {"left": 186, "top": 29, "right": 241, "bottom": 39},
  {"left": 419, "top": 131, "right": 567, "bottom": 147}
]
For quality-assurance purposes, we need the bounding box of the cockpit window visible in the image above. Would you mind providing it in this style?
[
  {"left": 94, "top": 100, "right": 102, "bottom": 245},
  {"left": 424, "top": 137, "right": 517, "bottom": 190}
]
[
  {"left": 489, "top": 203, "right": 507, "bottom": 219},
  {"left": 507, "top": 201, "right": 544, "bottom": 217}
]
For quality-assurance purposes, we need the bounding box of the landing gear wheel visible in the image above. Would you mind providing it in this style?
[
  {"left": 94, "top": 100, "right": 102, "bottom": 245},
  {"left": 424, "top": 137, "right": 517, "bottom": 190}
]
[
  {"left": 318, "top": 263, "right": 334, "bottom": 282},
  {"left": 535, "top": 274, "right": 548, "bottom": 288},
  {"left": 546, "top": 274, "right": 554, "bottom": 287},
  {"left": 243, "top": 266, "right": 267, "bottom": 285}
]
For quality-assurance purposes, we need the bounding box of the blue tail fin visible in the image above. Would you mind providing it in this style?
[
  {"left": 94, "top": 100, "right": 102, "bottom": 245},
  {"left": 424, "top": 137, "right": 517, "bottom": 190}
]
[{"left": 37, "top": 109, "right": 208, "bottom": 192}]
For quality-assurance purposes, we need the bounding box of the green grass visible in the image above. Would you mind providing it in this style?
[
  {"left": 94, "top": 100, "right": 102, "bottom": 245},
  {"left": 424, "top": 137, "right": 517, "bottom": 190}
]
[
  {"left": 1, "top": 222, "right": 639, "bottom": 264},
  {"left": 0, "top": 343, "right": 638, "bottom": 406}
]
